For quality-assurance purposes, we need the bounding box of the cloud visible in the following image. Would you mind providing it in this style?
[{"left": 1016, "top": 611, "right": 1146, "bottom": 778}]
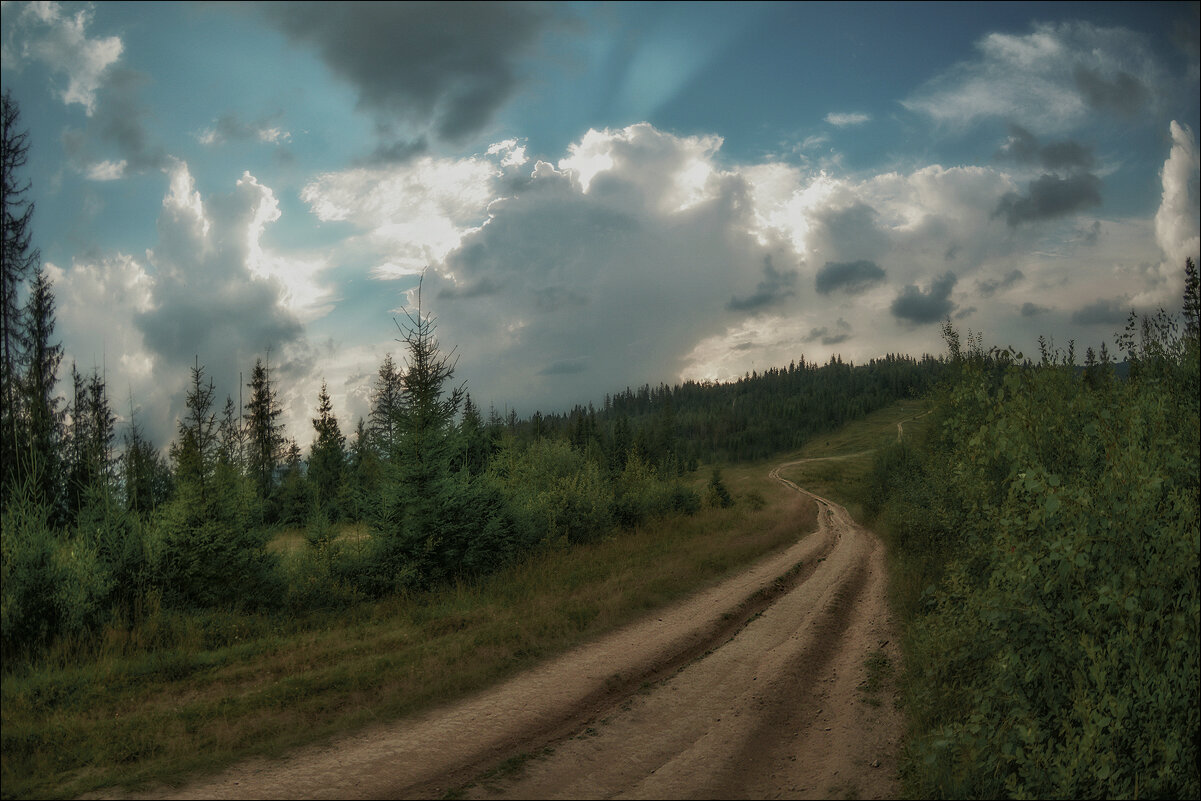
[
  {"left": 1020, "top": 302, "right": 1051, "bottom": 317},
  {"left": 815, "top": 260, "right": 886, "bottom": 295},
  {"left": 2, "top": 1, "right": 122, "bottom": 114},
  {"left": 301, "top": 149, "right": 512, "bottom": 277},
  {"left": 1070, "top": 297, "right": 1130, "bottom": 326},
  {"left": 396, "top": 124, "right": 793, "bottom": 411},
  {"left": 804, "top": 318, "right": 853, "bottom": 346},
  {"left": 995, "top": 125, "right": 1094, "bottom": 171},
  {"left": 1073, "top": 65, "right": 1149, "bottom": 117},
  {"left": 1155, "top": 121, "right": 1200, "bottom": 274},
  {"left": 197, "top": 112, "right": 292, "bottom": 146},
  {"left": 727, "top": 256, "right": 797, "bottom": 311},
  {"left": 890, "top": 272, "right": 958, "bottom": 325},
  {"left": 976, "top": 269, "right": 1024, "bottom": 297},
  {"left": 538, "top": 358, "right": 589, "bottom": 376},
  {"left": 994, "top": 172, "right": 1102, "bottom": 227},
  {"left": 261, "top": 2, "right": 559, "bottom": 143},
  {"left": 54, "top": 161, "right": 337, "bottom": 449},
  {"left": 3, "top": 1, "right": 165, "bottom": 177},
  {"left": 60, "top": 65, "right": 168, "bottom": 177},
  {"left": 824, "top": 112, "right": 870, "bottom": 127},
  {"left": 903, "top": 21, "right": 1163, "bottom": 133}
]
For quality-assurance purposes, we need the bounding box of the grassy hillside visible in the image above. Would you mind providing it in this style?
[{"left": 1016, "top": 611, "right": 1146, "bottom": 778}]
[{"left": 776, "top": 398, "right": 932, "bottom": 520}]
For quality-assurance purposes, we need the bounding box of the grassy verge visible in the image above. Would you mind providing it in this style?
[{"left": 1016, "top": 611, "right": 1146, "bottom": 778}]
[{"left": 2, "top": 461, "right": 814, "bottom": 800}]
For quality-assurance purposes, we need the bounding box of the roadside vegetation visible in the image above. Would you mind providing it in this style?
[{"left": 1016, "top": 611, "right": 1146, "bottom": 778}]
[{"left": 868, "top": 262, "right": 1200, "bottom": 799}]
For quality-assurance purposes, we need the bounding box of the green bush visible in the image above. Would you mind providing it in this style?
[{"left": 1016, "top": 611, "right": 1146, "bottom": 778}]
[
  {"left": 2, "top": 480, "right": 111, "bottom": 657},
  {"left": 882, "top": 342, "right": 1200, "bottom": 799},
  {"left": 489, "top": 439, "right": 614, "bottom": 544}
]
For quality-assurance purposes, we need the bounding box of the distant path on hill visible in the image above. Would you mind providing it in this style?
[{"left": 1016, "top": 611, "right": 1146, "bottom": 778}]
[{"left": 133, "top": 461, "right": 904, "bottom": 801}]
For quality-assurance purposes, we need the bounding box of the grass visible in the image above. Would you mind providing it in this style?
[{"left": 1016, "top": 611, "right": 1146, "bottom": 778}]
[
  {"left": 777, "top": 399, "right": 931, "bottom": 521},
  {"left": 2, "top": 461, "right": 815, "bottom": 800}
]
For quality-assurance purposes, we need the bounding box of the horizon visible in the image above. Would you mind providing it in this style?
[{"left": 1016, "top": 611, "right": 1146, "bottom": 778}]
[{"left": 2, "top": 1, "right": 1198, "bottom": 451}]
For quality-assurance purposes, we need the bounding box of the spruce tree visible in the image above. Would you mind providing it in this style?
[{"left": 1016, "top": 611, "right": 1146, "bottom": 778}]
[
  {"left": 1, "top": 91, "right": 39, "bottom": 503},
  {"left": 170, "top": 357, "right": 218, "bottom": 504},
  {"left": 368, "top": 352, "right": 402, "bottom": 458},
  {"left": 245, "top": 355, "right": 284, "bottom": 507},
  {"left": 20, "top": 267, "right": 64, "bottom": 515},
  {"left": 122, "top": 404, "right": 169, "bottom": 517},
  {"left": 308, "top": 380, "right": 345, "bottom": 517}
]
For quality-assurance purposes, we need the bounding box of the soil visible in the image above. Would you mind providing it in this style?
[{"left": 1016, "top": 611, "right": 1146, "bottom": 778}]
[{"left": 134, "top": 459, "right": 905, "bottom": 800}]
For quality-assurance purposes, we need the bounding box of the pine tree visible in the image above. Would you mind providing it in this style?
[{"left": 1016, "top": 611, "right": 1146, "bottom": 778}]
[
  {"left": 20, "top": 267, "right": 64, "bottom": 515},
  {"left": 393, "top": 288, "right": 464, "bottom": 501},
  {"left": 368, "top": 352, "right": 403, "bottom": 458},
  {"left": 460, "top": 392, "right": 489, "bottom": 476},
  {"left": 276, "top": 437, "right": 310, "bottom": 526},
  {"left": 308, "top": 380, "right": 345, "bottom": 517},
  {"left": 1, "top": 91, "right": 39, "bottom": 503},
  {"left": 245, "top": 355, "right": 283, "bottom": 505},
  {"left": 86, "top": 368, "right": 116, "bottom": 488},
  {"left": 122, "top": 403, "right": 170, "bottom": 516},
  {"left": 170, "top": 357, "right": 218, "bottom": 503},
  {"left": 217, "top": 394, "right": 245, "bottom": 475}
]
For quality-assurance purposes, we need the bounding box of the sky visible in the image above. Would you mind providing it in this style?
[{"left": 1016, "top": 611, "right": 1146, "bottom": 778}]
[{"left": 2, "top": 1, "right": 1199, "bottom": 453}]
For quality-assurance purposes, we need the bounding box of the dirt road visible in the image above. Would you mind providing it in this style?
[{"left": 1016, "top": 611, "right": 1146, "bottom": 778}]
[{"left": 146, "top": 462, "right": 903, "bottom": 800}]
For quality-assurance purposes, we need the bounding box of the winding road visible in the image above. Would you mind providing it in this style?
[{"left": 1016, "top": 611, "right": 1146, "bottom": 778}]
[{"left": 147, "top": 459, "right": 904, "bottom": 800}]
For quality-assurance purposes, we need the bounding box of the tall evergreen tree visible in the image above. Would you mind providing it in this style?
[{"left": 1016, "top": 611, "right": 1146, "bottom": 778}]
[
  {"left": 65, "top": 363, "right": 89, "bottom": 514},
  {"left": 393, "top": 293, "right": 464, "bottom": 499},
  {"left": 122, "top": 403, "right": 170, "bottom": 517},
  {"left": 308, "top": 380, "right": 345, "bottom": 517},
  {"left": 276, "top": 437, "right": 310, "bottom": 526},
  {"left": 170, "top": 357, "right": 218, "bottom": 503},
  {"left": 20, "top": 267, "right": 63, "bottom": 514},
  {"left": 368, "top": 351, "right": 403, "bottom": 458},
  {"left": 244, "top": 355, "right": 283, "bottom": 503},
  {"left": 63, "top": 364, "right": 115, "bottom": 516},
  {"left": 85, "top": 368, "right": 116, "bottom": 488},
  {"left": 217, "top": 394, "right": 245, "bottom": 475},
  {"left": 1, "top": 91, "right": 39, "bottom": 503}
]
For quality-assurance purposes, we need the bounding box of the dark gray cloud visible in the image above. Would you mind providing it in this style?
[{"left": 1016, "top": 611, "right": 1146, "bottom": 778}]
[
  {"left": 954, "top": 306, "right": 977, "bottom": 320},
  {"left": 727, "top": 256, "right": 797, "bottom": 311},
  {"left": 62, "top": 67, "right": 167, "bottom": 176},
  {"left": 262, "top": 2, "right": 559, "bottom": 143},
  {"left": 808, "top": 202, "right": 888, "bottom": 261},
  {"left": 1021, "top": 302, "right": 1051, "bottom": 317},
  {"left": 538, "top": 358, "right": 589, "bottom": 376},
  {"left": 815, "top": 260, "right": 886, "bottom": 295},
  {"left": 994, "top": 172, "right": 1102, "bottom": 227},
  {"left": 804, "top": 318, "right": 852, "bottom": 346},
  {"left": 890, "top": 272, "right": 957, "bottom": 325},
  {"left": 1073, "top": 66, "right": 1149, "bottom": 116},
  {"left": 437, "top": 276, "right": 502, "bottom": 299},
  {"left": 1070, "top": 297, "right": 1130, "bottom": 326},
  {"left": 996, "top": 125, "right": 1094, "bottom": 171},
  {"left": 366, "top": 136, "right": 429, "bottom": 164},
  {"left": 976, "top": 269, "right": 1024, "bottom": 297},
  {"left": 534, "top": 286, "right": 589, "bottom": 312}
]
